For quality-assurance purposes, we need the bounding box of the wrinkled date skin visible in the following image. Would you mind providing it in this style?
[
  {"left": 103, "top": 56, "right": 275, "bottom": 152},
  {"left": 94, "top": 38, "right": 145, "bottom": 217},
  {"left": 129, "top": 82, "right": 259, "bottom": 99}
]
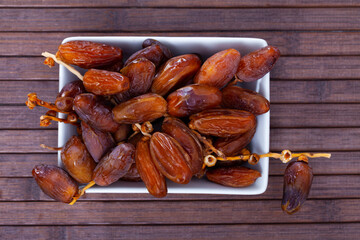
[
  {"left": 93, "top": 143, "right": 135, "bottom": 186},
  {"left": 151, "top": 54, "right": 201, "bottom": 96},
  {"left": 32, "top": 164, "right": 78, "bottom": 203},
  {"left": 83, "top": 69, "right": 130, "bottom": 96},
  {"left": 167, "top": 84, "right": 222, "bottom": 117},
  {"left": 206, "top": 166, "right": 261, "bottom": 187},
  {"left": 194, "top": 49, "right": 240, "bottom": 89},
  {"left": 81, "top": 121, "right": 115, "bottom": 163},
  {"left": 112, "top": 124, "right": 132, "bottom": 143},
  {"left": 222, "top": 85, "right": 270, "bottom": 115},
  {"left": 115, "top": 58, "right": 156, "bottom": 103},
  {"left": 125, "top": 44, "right": 165, "bottom": 67},
  {"left": 282, "top": 161, "right": 313, "bottom": 215},
  {"left": 73, "top": 93, "right": 120, "bottom": 133},
  {"left": 121, "top": 162, "right": 142, "bottom": 182},
  {"left": 150, "top": 132, "right": 192, "bottom": 184},
  {"left": 142, "top": 38, "right": 173, "bottom": 59},
  {"left": 136, "top": 136, "right": 167, "bottom": 197},
  {"left": 112, "top": 93, "right": 167, "bottom": 124},
  {"left": 189, "top": 109, "right": 256, "bottom": 137},
  {"left": 236, "top": 46, "right": 280, "bottom": 82},
  {"left": 61, "top": 135, "right": 96, "bottom": 184},
  {"left": 55, "top": 80, "right": 86, "bottom": 112},
  {"left": 214, "top": 125, "right": 256, "bottom": 157},
  {"left": 162, "top": 117, "right": 203, "bottom": 175},
  {"left": 57, "top": 40, "right": 123, "bottom": 69}
]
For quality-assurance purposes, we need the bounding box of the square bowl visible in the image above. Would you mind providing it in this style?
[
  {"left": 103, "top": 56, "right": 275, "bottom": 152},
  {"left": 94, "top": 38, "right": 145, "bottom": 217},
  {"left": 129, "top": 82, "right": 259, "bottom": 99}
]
[{"left": 58, "top": 36, "right": 269, "bottom": 195}]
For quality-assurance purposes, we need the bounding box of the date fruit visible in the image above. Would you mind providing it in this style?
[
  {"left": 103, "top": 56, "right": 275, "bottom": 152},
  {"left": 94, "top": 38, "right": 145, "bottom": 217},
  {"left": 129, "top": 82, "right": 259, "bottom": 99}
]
[
  {"left": 74, "top": 93, "right": 120, "bottom": 133},
  {"left": 194, "top": 49, "right": 240, "bottom": 89},
  {"left": 206, "top": 166, "right": 261, "bottom": 187},
  {"left": 189, "top": 109, "right": 256, "bottom": 137},
  {"left": 151, "top": 54, "right": 201, "bottom": 96},
  {"left": 167, "top": 84, "right": 222, "bottom": 117},
  {"left": 55, "top": 80, "right": 85, "bottom": 112},
  {"left": 32, "top": 164, "right": 78, "bottom": 203},
  {"left": 236, "top": 46, "right": 280, "bottom": 82},
  {"left": 125, "top": 44, "right": 165, "bottom": 67},
  {"left": 83, "top": 69, "right": 130, "bottom": 96},
  {"left": 222, "top": 85, "right": 270, "bottom": 115},
  {"left": 121, "top": 162, "right": 142, "bottom": 182},
  {"left": 136, "top": 136, "right": 167, "bottom": 197},
  {"left": 142, "top": 38, "right": 173, "bottom": 59},
  {"left": 162, "top": 117, "right": 203, "bottom": 175},
  {"left": 112, "top": 124, "right": 132, "bottom": 143},
  {"left": 93, "top": 143, "right": 135, "bottom": 186},
  {"left": 112, "top": 93, "right": 167, "bottom": 124},
  {"left": 57, "top": 40, "right": 123, "bottom": 69},
  {"left": 81, "top": 121, "right": 115, "bottom": 163},
  {"left": 282, "top": 160, "right": 313, "bottom": 215},
  {"left": 150, "top": 132, "right": 192, "bottom": 184}
]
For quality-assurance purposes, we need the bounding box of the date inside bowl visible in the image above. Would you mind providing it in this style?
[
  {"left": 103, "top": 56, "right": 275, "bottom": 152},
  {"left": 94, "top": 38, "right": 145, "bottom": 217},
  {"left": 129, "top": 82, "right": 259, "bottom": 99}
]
[{"left": 58, "top": 36, "right": 269, "bottom": 195}]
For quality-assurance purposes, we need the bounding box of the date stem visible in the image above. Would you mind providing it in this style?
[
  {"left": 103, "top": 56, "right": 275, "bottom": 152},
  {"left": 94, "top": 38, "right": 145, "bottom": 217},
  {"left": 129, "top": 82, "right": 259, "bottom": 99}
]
[
  {"left": 40, "top": 144, "right": 63, "bottom": 151},
  {"left": 26, "top": 93, "right": 69, "bottom": 114},
  {"left": 40, "top": 114, "right": 79, "bottom": 127},
  {"left": 69, "top": 180, "right": 96, "bottom": 205},
  {"left": 191, "top": 130, "right": 226, "bottom": 159}
]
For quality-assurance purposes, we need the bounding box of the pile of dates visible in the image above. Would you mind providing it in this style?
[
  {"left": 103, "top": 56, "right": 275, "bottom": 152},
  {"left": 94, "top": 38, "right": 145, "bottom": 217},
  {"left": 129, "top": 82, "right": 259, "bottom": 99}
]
[{"left": 30, "top": 38, "right": 280, "bottom": 204}]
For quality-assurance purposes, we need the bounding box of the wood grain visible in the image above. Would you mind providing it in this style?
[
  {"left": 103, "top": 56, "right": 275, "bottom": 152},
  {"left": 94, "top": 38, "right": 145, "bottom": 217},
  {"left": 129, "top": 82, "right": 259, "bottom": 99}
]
[{"left": 1, "top": 8, "right": 360, "bottom": 32}]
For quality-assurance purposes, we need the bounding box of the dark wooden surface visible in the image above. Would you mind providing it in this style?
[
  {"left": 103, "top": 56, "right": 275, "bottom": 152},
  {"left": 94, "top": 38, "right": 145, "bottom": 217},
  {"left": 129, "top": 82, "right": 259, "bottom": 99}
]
[{"left": 1, "top": 1, "right": 359, "bottom": 239}]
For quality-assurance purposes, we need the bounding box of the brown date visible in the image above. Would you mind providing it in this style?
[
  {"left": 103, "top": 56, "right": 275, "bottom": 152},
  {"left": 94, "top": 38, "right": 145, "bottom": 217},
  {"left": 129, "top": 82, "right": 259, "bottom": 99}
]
[
  {"left": 189, "top": 109, "right": 256, "bottom": 137},
  {"left": 136, "top": 136, "right": 167, "bottom": 197},
  {"left": 222, "top": 85, "right": 270, "bottom": 115},
  {"left": 61, "top": 135, "right": 96, "bottom": 184},
  {"left": 282, "top": 160, "right": 313, "bottom": 215},
  {"left": 115, "top": 58, "right": 156, "bottom": 103},
  {"left": 93, "top": 143, "right": 135, "bottom": 186},
  {"left": 98, "top": 61, "right": 124, "bottom": 72},
  {"left": 214, "top": 125, "right": 256, "bottom": 157},
  {"left": 112, "top": 93, "right": 167, "bottom": 124},
  {"left": 151, "top": 54, "right": 201, "bottom": 96},
  {"left": 83, "top": 69, "right": 130, "bottom": 95},
  {"left": 57, "top": 40, "right": 123, "bottom": 69},
  {"left": 142, "top": 38, "right": 173, "bottom": 59},
  {"left": 55, "top": 80, "right": 85, "bottom": 112},
  {"left": 121, "top": 162, "right": 142, "bottom": 182},
  {"left": 206, "top": 166, "right": 261, "bottom": 187},
  {"left": 162, "top": 117, "right": 203, "bottom": 175},
  {"left": 236, "top": 46, "right": 280, "bottom": 82},
  {"left": 167, "top": 84, "right": 222, "bottom": 117},
  {"left": 150, "top": 132, "right": 192, "bottom": 184},
  {"left": 112, "top": 124, "right": 132, "bottom": 143},
  {"left": 194, "top": 49, "right": 240, "bottom": 89},
  {"left": 125, "top": 44, "right": 165, "bottom": 67},
  {"left": 81, "top": 121, "right": 115, "bottom": 163},
  {"left": 32, "top": 164, "right": 78, "bottom": 203},
  {"left": 73, "top": 93, "right": 120, "bottom": 133}
]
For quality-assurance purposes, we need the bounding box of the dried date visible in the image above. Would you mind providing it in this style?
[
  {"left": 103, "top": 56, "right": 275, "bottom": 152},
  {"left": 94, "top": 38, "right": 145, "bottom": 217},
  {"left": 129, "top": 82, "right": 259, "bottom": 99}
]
[{"left": 206, "top": 166, "right": 261, "bottom": 187}]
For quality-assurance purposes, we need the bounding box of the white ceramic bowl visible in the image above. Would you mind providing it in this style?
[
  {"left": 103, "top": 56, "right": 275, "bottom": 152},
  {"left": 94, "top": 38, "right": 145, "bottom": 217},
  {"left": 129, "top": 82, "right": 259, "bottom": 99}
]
[{"left": 58, "top": 36, "right": 269, "bottom": 195}]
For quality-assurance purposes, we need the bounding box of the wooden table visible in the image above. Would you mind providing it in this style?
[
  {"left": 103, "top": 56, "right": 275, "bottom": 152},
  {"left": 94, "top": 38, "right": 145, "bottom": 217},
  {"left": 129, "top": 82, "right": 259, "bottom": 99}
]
[{"left": 1, "top": 1, "right": 360, "bottom": 239}]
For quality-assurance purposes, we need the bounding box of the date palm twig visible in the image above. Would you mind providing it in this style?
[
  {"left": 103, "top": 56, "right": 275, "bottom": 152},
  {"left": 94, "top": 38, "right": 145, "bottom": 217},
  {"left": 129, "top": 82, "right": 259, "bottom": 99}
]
[{"left": 26, "top": 93, "right": 70, "bottom": 114}]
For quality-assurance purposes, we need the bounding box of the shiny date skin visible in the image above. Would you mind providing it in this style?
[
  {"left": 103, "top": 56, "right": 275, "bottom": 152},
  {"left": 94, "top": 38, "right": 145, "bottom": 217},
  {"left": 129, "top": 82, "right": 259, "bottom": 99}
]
[
  {"left": 222, "top": 85, "right": 270, "bottom": 115},
  {"left": 93, "top": 143, "right": 135, "bottom": 186},
  {"left": 151, "top": 54, "right": 201, "bottom": 96},
  {"left": 55, "top": 80, "right": 85, "bottom": 112},
  {"left": 162, "top": 117, "right": 203, "bottom": 175},
  {"left": 136, "top": 136, "right": 167, "bottom": 197},
  {"left": 142, "top": 38, "right": 173, "bottom": 59},
  {"left": 57, "top": 40, "right": 123, "bottom": 69},
  {"left": 189, "top": 109, "right": 256, "bottom": 138},
  {"left": 32, "top": 164, "right": 78, "bottom": 203},
  {"left": 73, "top": 93, "right": 120, "bottom": 133},
  {"left": 125, "top": 44, "right": 165, "bottom": 67},
  {"left": 115, "top": 58, "right": 156, "bottom": 103},
  {"left": 83, "top": 69, "right": 130, "bottom": 96},
  {"left": 206, "top": 166, "right": 261, "bottom": 187},
  {"left": 61, "top": 135, "right": 96, "bottom": 184},
  {"left": 167, "top": 84, "right": 222, "bottom": 117},
  {"left": 236, "top": 46, "right": 280, "bottom": 82},
  {"left": 194, "top": 49, "right": 240, "bottom": 89},
  {"left": 81, "top": 121, "right": 115, "bottom": 163},
  {"left": 150, "top": 132, "right": 192, "bottom": 184},
  {"left": 282, "top": 160, "right": 313, "bottom": 215},
  {"left": 112, "top": 93, "right": 167, "bottom": 124}
]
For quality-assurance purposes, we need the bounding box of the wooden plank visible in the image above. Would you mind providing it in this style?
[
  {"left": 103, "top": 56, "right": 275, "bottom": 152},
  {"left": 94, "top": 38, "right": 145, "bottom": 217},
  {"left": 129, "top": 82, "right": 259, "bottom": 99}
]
[
  {"left": 1, "top": 223, "right": 360, "bottom": 240},
  {"left": 2, "top": 32, "right": 360, "bottom": 56},
  {"left": 0, "top": 199, "right": 359, "bottom": 225},
  {"left": 3, "top": 80, "right": 360, "bottom": 105},
  {"left": 1, "top": 8, "right": 360, "bottom": 32},
  {"left": 1, "top": 175, "right": 358, "bottom": 201}
]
